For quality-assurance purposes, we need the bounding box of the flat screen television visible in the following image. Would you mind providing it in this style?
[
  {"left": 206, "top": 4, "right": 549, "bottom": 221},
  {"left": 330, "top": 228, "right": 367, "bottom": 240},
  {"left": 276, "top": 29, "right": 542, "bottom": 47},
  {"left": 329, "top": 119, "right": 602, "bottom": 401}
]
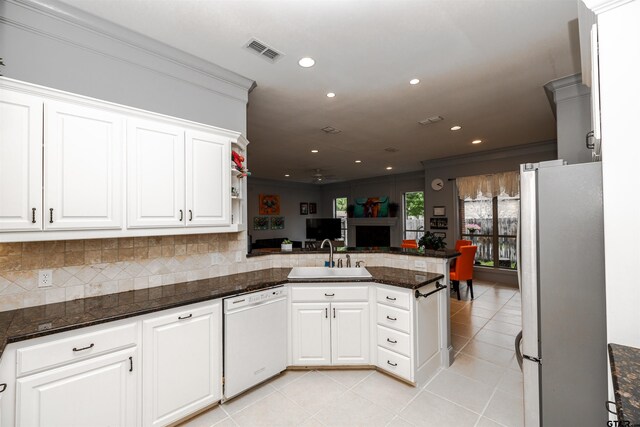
[{"left": 306, "top": 218, "right": 342, "bottom": 241}]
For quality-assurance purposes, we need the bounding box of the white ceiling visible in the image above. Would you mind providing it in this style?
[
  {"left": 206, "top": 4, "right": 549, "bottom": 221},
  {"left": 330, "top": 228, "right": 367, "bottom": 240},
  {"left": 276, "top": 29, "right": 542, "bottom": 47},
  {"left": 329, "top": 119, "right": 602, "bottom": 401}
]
[{"left": 59, "top": 0, "right": 580, "bottom": 183}]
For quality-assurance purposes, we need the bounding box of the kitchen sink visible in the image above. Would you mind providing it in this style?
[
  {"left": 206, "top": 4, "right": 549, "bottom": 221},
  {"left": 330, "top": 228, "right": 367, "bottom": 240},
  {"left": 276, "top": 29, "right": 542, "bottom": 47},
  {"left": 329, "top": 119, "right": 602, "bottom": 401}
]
[{"left": 287, "top": 267, "right": 372, "bottom": 280}]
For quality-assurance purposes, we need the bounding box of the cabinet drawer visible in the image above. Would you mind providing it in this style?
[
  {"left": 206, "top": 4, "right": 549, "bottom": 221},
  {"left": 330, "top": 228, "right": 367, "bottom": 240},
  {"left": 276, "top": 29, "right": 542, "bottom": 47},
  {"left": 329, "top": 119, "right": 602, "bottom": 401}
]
[
  {"left": 376, "top": 287, "right": 411, "bottom": 310},
  {"left": 17, "top": 322, "right": 137, "bottom": 377},
  {"left": 376, "top": 304, "right": 410, "bottom": 333},
  {"left": 377, "top": 346, "right": 411, "bottom": 381},
  {"left": 377, "top": 325, "right": 411, "bottom": 357},
  {"left": 290, "top": 286, "right": 368, "bottom": 302}
]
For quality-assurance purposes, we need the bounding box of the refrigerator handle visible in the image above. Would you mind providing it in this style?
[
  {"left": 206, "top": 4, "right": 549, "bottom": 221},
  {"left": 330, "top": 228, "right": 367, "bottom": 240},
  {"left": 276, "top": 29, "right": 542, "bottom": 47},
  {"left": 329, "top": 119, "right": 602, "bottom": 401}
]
[{"left": 515, "top": 330, "right": 523, "bottom": 371}]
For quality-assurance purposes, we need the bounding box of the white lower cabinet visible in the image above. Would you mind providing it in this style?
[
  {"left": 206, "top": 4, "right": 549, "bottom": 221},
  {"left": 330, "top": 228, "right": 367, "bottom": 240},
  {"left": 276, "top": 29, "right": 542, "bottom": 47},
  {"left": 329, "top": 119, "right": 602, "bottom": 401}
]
[
  {"left": 290, "top": 286, "right": 370, "bottom": 366},
  {"left": 291, "top": 303, "right": 332, "bottom": 365},
  {"left": 16, "top": 347, "right": 138, "bottom": 427},
  {"left": 142, "top": 301, "right": 222, "bottom": 427},
  {"left": 331, "top": 302, "right": 370, "bottom": 365}
]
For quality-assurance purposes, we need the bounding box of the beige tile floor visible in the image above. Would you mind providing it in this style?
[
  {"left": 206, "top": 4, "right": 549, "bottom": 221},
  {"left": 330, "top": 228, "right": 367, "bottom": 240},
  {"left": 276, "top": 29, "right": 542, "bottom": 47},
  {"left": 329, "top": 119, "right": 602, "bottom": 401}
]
[{"left": 181, "top": 280, "right": 523, "bottom": 427}]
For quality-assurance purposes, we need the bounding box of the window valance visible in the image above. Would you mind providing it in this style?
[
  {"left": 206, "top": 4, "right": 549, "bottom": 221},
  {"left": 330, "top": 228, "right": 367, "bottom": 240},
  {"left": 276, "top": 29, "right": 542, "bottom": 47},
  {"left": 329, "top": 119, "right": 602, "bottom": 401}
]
[{"left": 456, "top": 171, "right": 520, "bottom": 200}]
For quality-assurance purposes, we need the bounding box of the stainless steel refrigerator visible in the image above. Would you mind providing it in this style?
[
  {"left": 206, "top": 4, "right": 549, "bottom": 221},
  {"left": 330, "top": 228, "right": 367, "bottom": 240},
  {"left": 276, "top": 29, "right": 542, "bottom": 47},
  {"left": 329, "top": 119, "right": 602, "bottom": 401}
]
[{"left": 517, "top": 160, "right": 607, "bottom": 426}]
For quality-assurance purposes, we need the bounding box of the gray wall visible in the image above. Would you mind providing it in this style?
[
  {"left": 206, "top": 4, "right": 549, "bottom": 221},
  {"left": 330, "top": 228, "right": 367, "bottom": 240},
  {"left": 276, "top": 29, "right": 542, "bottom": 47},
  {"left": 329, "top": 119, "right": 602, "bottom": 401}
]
[
  {"left": 546, "top": 75, "right": 593, "bottom": 165},
  {"left": 320, "top": 171, "right": 425, "bottom": 247},
  {"left": 247, "top": 178, "right": 323, "bottom": 244},
  {"left": 0, "top": 0, "right": 253, "bottom": 133}
]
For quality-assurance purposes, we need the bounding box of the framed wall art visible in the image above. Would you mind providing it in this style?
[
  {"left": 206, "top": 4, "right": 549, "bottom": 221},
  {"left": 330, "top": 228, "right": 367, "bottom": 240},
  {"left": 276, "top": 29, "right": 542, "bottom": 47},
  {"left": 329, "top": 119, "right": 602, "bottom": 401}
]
[
  {"left": 300, "top": 202, "right": 308, "bottom": 215},
  {"left": 429, "top": 217, "right": 448, "bottom": 230},
  {"left": 253, "top": 216, "right": 269, "bottom": 230},
  {"left": 309, "top": 202, "right": 317, "bottom": 214},
  {"left": 270, "top": 216, "right": 285, "bottom": 230},
  {"left": 259, "top": 194, "right": 280, "bottom": 215},
  {"left": 433, "top": 206, "right": 446, "bottom": 216}
]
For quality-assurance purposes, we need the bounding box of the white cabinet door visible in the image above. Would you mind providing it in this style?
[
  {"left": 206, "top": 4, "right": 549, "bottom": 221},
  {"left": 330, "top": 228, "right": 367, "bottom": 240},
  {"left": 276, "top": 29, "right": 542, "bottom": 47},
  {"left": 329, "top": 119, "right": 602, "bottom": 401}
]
[
  {"left": 331, "top": 302, "right": 370, "bottom": 365},
  {"left": 142, "top": 302, "right": 221, "bottom": 427},
  {"left": 44, "top": 101, "right": 123, "bottom": 230},
  {"left": 16, "top": 347, "right": 137, "bottom": 427},
  {"left": 0, "top": 91, "right": 43, "bottom": 231},
  {"left": 186, "top": 130, "right": 230, "bottom": 227},
  {"left": 291, "top": 303, "right": 331, "bottom": 366},
  {"left": 128, "top": 119, "right": 185, "bottom": 228}
]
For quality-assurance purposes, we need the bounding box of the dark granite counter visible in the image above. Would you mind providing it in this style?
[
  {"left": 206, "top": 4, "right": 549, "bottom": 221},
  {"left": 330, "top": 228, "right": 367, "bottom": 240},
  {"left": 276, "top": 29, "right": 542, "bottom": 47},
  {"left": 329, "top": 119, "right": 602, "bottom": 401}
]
[
  {"left": 608, "top": 343, "right": 640, "bottom": 424},
  {"left": 0, "top": 267, "right": 444, "bottom": 359},
  {"left": 247, "top": 246, "right": 460, "bottom": 259}
]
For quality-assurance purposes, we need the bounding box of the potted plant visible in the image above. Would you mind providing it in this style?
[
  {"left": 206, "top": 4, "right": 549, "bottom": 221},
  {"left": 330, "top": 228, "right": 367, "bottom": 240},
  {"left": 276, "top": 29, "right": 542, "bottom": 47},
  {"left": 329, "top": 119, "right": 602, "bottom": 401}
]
[
  {"left": 346, "top": 204, "right": 355, "bottom": 218},
  {"left": 388, "top": 202, "right": 399, "bottom": 217},
  {"left": 281, "top": 239, "right": 293, "bottom": 252},
  {"left": 418, "top": 232, "right": 447, "bottom": 251}
]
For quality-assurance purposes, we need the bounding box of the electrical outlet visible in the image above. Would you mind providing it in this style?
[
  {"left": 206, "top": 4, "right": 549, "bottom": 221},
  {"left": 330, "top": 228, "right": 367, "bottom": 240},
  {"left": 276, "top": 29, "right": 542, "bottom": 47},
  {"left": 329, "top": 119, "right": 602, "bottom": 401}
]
[
  {"left": 414, "top": 260, "right": 426, "bottom": 269},
  {"left": 38, "top": 270, "right": 53, "bottom": 288}
]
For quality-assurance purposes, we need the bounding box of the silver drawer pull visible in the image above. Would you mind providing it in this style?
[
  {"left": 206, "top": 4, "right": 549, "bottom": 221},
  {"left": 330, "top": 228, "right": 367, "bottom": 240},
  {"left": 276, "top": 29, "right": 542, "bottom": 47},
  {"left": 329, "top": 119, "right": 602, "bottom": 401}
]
[
  {"left": 325, "top": 293, "right": 335, "bottom": 297},
  {"left": 387, "top": 360, "right": 398, "bottom": 367},
  {"left": 0, "top": 383, "right": 6, "bottom": 393},
  {"left": 387, "top": 338, "right": 397, "bottom": 344},
  {"left": 386, "top": 296, "right": 396, "bottom": 301},
  {"left": 73, "top": 343, "right": 94, "bottom": 352},
  {"left": 386, "top": 315, "right": 397, "bottom": 321},
  {"left": 178, "top": 314, "right": 193, "bottom": 320},
  {"left": 232, "top": 299, "right": 246, "bottom": 304}
]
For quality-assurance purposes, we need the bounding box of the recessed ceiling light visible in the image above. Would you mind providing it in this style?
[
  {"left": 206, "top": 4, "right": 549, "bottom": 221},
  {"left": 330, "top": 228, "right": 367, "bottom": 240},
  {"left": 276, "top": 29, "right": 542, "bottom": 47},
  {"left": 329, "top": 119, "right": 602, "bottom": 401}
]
[
  {"left": 409, "top": 78, "right": 420, "bottom": 85},
  {"left": 311, "top": 149, "right": 319, "bottom": 153},
  {"left": 298, "top": 57, "right": 315, "bottom": 68},
  {"left": 386, "top": 166, "right": 393, "bottom": 170},
  {"left": 472, "top": 139, "right": 482, "bottom": 144},
  {"left": 355, "top": 160, "right": 362, "bottom": 163},
  {"left": 451, "top": 125, "right": 462, "bottom": 131},
  {"left": 284, "top": 174, "right": 290, "bottom": 177},
  {"left": 326, "top": 92, "right": 336, "bottom": 98}
]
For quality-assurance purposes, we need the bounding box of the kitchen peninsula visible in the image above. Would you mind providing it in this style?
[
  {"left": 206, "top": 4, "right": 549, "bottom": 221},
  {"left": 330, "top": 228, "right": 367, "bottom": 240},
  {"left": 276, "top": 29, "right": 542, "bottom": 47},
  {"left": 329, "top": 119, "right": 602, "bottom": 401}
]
[{"left": 0, "top": 258, "right": 452, "bottom": 427}]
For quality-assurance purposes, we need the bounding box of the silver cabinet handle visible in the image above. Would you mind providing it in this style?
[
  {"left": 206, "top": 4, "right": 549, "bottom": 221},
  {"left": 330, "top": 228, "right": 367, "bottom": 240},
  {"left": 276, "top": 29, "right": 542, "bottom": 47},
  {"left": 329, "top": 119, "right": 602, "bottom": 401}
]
[
  {"left": 387, "top": 338, "right": 397, "bottom": 344},
  {"left": 387, "top": 360, "right": 397, "bottom": 367},
  {"left": 386, "top": 296, "right": 396, "bottom": 301},
  {"left": 178, "top": 313, "right": 192, "bottom": 320},
  {"left": 386, "top": 315, "right": 397, "bottom": 321},
  {"left": 179, "top": 210, "right": 183, "bottom": 221},
  {"left": 49, "top": 208, "right": 54, "bottom": 223},
  {"left": 189, "top": 210, "right": 193, "bottom": 221},
  {"left": 325, "top": 307, "right": 328, "bottom": 318},
  {"left": 32, "top": 208, "right": 36, "bottom": 224},
  {"left": 325, "top": 293, "right": 335, "bottom": 297},
  {"left": 0, "top": 383, "right": 7, "bottom": 393}
]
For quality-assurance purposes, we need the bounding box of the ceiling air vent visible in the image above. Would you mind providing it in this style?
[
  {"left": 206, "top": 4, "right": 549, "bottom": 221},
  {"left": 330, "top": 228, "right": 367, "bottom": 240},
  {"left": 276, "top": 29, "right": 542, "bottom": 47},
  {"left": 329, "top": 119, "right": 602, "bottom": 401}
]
[
  {"left": 419, "top": 116, "right": 444, "bottom": 125},
  {"left": 321, "top": 126, "right": 342, "bottom": 134},
  {"left": 245, "top": 38, "right": 284, "bottom": 63}
]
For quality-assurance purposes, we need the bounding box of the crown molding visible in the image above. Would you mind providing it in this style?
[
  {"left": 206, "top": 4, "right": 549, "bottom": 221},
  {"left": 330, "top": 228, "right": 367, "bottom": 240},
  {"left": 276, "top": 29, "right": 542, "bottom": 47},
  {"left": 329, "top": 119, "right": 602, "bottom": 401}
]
[
  {"left": 581, "top": 0, "right": 635, "bottom": 14},
  {"left": 545, "top": 74, "right": 590, "bottom": 104},
  {"left": 2, "top": 0, "right": 255, "bottom": 101}
]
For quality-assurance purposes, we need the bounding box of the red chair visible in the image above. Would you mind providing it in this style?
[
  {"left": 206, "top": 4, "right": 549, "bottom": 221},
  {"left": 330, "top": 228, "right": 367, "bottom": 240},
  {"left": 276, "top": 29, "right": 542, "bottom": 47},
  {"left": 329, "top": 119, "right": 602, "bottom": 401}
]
[
  {"left": 450, "top": 245, "right": 478, "bottom": 300},
  {"left": 455, "top": 239, "right": 472, "bottom": 251},
  {"left": 401, "top": 239, "right": 419, "bottom": 249}
]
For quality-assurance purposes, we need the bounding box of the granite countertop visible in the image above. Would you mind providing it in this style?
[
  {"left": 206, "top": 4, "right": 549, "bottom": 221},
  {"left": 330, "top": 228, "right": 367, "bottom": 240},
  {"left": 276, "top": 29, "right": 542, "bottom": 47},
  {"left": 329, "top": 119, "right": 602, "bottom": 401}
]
[
  {"left": 247, "top": 246, "right": 460, "bottom": 259},
  {"left": 608, "top": 343, "right": 640, "bottom": 423},
  {"left": 0, "top": 267, "right": 444, "bottom": 359}
]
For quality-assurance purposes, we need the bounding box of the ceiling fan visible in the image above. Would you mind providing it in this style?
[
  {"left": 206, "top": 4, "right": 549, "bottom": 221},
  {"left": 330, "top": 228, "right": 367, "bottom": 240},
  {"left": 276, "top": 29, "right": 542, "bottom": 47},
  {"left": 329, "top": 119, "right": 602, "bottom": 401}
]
[{"left": 310, "top": 168, "right": 336, "bottom": 184}]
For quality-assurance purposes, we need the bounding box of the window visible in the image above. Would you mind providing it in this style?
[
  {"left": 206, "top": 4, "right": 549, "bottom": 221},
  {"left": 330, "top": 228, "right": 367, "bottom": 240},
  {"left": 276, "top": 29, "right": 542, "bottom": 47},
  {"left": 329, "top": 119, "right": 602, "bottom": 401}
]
[
  {"left": 334, "top": 197, "right": 348, "bottom": 244},
  {"left": 403, "top": 191, "right": 425, "bottom": 241},
  {"left": 457, "top": 172, "right": 519, "bottom": 270}
]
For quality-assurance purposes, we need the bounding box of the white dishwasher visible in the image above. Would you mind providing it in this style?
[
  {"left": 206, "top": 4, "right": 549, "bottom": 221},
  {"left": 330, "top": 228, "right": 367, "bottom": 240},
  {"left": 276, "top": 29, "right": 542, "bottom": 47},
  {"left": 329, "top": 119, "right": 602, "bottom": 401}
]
[{"left": 223, "top": 286, "right": 287, "bottom": 400}]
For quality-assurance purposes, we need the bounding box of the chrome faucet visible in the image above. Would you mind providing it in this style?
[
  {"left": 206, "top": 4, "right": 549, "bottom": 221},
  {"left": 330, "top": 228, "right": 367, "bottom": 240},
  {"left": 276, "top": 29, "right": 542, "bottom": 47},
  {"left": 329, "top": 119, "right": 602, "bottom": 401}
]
[
  {"left": 337, "top": 258, "right": 343, "bottom": 268},
  {"left": 320, "top": 239, "right": 334, "bottom": 268},
  {"left": 346, "top": 254, "right": 351, "bottom": 268}
]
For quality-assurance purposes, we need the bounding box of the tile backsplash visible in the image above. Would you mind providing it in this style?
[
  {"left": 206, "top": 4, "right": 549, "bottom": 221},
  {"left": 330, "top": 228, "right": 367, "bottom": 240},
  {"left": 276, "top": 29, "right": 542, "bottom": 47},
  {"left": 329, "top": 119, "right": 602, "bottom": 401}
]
[
  {"left": 0, "top": 235, "right": 447, "bottom": 312},
  {"left": 0, "top": 232, "right": 256, "bottom": 312}
]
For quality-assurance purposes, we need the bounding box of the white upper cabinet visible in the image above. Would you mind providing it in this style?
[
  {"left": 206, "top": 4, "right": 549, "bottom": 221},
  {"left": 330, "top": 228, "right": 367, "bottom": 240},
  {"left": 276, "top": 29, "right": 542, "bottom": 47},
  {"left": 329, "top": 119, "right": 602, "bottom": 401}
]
[
  {"left": 0, "top": 91, "right": 43, "bottom": 231},
  {"left": 127, "top": 119, "right": 185, "bottom": 228},
  {"left": 44, "top": 101, "right": 123, "bottom": 230},
  {"left": 186, "top": 130, "right": 230, "bottom": 227}
]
